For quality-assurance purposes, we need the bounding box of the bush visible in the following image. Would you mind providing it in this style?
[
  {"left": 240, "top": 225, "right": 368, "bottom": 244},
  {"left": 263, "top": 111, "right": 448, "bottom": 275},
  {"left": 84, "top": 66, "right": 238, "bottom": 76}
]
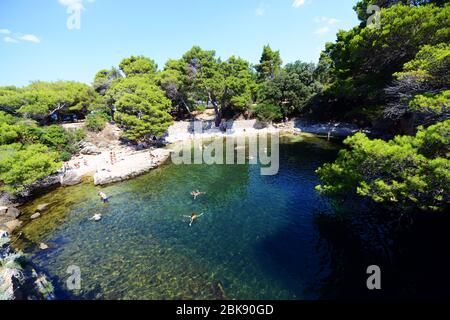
[
  {"left": 252, "top": 104, "right": 282, "bottom": 123},
  {"left": 85, "top": 112, "right": 109, "bottom": 132},
  {"left": 39, "top": 125, "right": 69, "bottom": 150},
  {"left": 193, "top": 105, "right": 206, "bottom": 112},
  {"left": 316, "top": 120, "right": 450, "bottom": 212},
  {"left": 0, "top": 143, "right": 62, "bottom": 194}
]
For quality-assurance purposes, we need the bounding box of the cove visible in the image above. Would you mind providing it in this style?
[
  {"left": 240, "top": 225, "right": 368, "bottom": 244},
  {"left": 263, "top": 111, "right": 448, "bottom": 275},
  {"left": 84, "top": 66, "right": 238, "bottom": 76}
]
[{"left": 12, "top": 134, "right": 450, "bottom": 299}]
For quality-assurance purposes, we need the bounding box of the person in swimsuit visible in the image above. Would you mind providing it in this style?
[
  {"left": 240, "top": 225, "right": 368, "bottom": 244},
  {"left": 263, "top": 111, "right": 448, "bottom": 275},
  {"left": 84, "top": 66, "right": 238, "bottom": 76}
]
[
  {"left": 98, "top": 191, "right": 109, "bottom": 203},
  {"left": 190, "top": 190, "right": 206, "bottom": 200},
  {"left": 185, "top": 212, "right": 205, "bottom": 227}
]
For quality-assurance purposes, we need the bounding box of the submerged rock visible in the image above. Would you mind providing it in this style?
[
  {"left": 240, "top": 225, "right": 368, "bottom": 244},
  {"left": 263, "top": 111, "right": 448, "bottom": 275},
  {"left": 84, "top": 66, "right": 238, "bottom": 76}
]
[
  {"left": 211, "top": 281, "right": 227, "bottom": 300},
  {"left": 36, "top": 203, "right": 50, "bottom": 212},
  {"left": 0, "top": 236, "right": 55, "bottom": 300},
  {"left": 39, "top": 243, "right": 49, "bottom": 250},
  {"left": 30, "top": 213, "right": 41, "bottom": 220}
]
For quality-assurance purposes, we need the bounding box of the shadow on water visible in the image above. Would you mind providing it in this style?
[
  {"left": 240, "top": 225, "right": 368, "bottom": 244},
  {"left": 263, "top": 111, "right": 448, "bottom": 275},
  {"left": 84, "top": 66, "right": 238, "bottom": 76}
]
[{"left": 312, "top": 204, "right": 450, "bottom": 299}]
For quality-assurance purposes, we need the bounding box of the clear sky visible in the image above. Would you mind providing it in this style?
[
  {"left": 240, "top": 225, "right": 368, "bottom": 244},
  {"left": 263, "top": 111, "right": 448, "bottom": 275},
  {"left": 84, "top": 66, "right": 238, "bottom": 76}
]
[{"left": 0, "top": 0, "right": 359, "bottom": 87}]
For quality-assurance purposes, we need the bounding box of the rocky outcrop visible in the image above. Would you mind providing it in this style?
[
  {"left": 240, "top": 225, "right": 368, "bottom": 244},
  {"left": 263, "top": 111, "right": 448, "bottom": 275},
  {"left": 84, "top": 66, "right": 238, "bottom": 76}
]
[
  {"left": 0, "top": 233, "right": 55, "bottom": 300},
  {"left": 292, "top": 119, "right": 370, "bottom": 137},
  {"left": 80, "top": 142, "right": 102, "bottom": 155},
  {"left": 60, "top": 170, "right": 83, "bottom": 186},
  {"left": 4, "top": 175, "right": 61, "bottom": 207},
  {"left": 94, "top": 149, "right": 171, "bottom": 185},
  {"left": 0, "top": 207, "right": 23, "bottom": 233},
  {"left": 165, "top": 119, "right": 279, "bottom": 143}
]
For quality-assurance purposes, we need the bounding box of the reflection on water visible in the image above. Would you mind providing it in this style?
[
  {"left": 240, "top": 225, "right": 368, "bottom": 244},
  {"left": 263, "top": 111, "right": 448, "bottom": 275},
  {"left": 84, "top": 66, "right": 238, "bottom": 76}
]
[{"left": 13, "top": 134, "right": 450, "bottom": 299}]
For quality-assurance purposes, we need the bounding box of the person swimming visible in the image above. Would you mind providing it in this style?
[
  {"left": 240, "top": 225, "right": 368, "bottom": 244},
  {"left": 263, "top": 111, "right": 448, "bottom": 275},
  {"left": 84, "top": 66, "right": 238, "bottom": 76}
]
[
  {"left": 190, "top": 190, "right": 206, "bottom": 200},
  {"left": 189, "top": 213, "right": 197, "bottom": 226},
  {"left": 98, "top": 191, "right": 109, "bottom": 203},
  {"left": 185, "top": 212, "right": 205, "bottom": 226},
  {"left": 89, "top": 213, "right": 102, "bottom": 221}
]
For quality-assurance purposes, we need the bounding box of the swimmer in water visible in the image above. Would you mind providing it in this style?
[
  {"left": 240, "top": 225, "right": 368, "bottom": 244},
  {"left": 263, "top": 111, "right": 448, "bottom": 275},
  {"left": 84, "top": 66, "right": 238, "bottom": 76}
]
[
  {"left": 189, "top": 213, "right": 197, "bottom": 226},
  {"left": 89, "top": 213, "right": 102, "bottom": 221},
  {"left": 190, "top": 190, "right": 206, "bottom": 200},
  {"left": 184, "top": 212, "right": 205, "bottom": 226},
  {"left": 98, "top": 191, "right": 109, "bottom": 203}
]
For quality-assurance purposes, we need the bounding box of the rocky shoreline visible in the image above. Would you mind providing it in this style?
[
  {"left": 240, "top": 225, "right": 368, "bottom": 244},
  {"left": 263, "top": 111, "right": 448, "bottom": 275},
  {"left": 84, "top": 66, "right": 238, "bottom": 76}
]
[
  {"left": 1, "top": 231, "right": 55, "bottom": 300},
  {"left": 1, "top": 119, "right": 367, "bottom": 214}
]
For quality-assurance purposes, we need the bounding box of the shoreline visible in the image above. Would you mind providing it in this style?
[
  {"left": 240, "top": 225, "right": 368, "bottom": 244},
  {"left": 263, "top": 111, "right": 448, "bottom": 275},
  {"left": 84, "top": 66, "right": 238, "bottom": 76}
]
[
  {"left": 0, "top": 118, "right": 364, "bottom": 300},
  {"left": 0, "top": 118, "right": 365, "bottom": 234}
]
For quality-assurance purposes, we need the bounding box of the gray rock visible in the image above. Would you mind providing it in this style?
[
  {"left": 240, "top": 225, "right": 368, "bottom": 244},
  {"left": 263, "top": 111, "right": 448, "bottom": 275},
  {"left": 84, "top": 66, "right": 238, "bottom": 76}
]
[
  {"left": 5, "top": 207, "right": 21, "bottom": 219},
  {"left": 60, "top": 171, "right": 82, "bottom": 186},
  {"left": 31, "top": 213, "right": 41, "bottom": 220},
  {"left": 0, "top": 206, "right": 8, "bottom": 216},
  {"left": 80, "top": 144, "right": 101, "bottom": 155},
  {"left": 36, "top": 203, "right": 50, "bottom": 212}
]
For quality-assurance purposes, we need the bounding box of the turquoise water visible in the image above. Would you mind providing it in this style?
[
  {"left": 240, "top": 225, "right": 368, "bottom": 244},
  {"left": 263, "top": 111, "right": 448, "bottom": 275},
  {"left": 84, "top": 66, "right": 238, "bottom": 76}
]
[{"left": 14, "top": 134, "right": 450, "bottom": 299}]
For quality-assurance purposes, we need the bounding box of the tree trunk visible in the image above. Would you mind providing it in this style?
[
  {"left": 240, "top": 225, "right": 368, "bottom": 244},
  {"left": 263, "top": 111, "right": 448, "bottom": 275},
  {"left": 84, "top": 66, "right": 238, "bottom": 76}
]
[
  {"left": 181, "top": 99, "right": 192, "bottom": 117},
  {"left": 208, "top": 92, "right": 222, "bottom": 127}
]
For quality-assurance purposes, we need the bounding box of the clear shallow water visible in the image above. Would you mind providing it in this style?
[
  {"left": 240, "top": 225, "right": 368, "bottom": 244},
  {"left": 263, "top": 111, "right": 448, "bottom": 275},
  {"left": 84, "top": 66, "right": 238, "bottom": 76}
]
[{"left": 13, "top": 134, "right": 450, "bottom": 299}]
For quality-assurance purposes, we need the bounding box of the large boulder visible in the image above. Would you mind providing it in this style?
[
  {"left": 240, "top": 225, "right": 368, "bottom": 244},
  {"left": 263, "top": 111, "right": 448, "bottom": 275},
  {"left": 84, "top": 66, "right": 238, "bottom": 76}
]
[
  {"left": 60, "top": 171, "right": 82, "bottom": 186},
  {"left": 80, "top": 144, "right": 101, "bottom": 155},
  {"left": 5, "top": 207, "right": 21, "bottom": 219},
  {"left": 0, "top": 206, "right": 7, "bottom": 216}
]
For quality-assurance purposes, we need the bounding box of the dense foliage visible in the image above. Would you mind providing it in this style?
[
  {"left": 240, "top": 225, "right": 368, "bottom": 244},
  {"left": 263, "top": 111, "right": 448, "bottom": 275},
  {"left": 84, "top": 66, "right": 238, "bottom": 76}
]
[
  {"left": 0, "top": 110, "right": 84, "bottom": 193},
  {"left": 313, "top": 1, "right": 450, "bottom": 213},
  {"left": 308, "top": 2, "right": 450, "bottom": 123},
  {"left": 316, "top": 121, "right": 449, "bottom": 212},
  {"left": 251, "top": 104, "right": 282, "bottom": 123}
]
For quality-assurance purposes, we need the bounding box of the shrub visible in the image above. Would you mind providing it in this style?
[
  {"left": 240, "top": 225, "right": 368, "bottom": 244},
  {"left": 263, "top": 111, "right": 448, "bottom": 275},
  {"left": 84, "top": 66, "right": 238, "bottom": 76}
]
[
  {"left": 85, "top": 112, "right": 109, "bottom": 132},
  {"left": 252, "top": 104, "right": 282, "bottom": 123},
  {"left": 316, "top": 120, "right": 450, "bottom": 212}
]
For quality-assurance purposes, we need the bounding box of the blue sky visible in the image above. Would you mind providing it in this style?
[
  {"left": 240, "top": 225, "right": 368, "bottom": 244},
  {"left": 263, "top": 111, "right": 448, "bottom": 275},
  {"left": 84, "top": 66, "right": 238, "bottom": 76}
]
[{"left": 0, "top": 0, "right": 359, "bottom": 87}]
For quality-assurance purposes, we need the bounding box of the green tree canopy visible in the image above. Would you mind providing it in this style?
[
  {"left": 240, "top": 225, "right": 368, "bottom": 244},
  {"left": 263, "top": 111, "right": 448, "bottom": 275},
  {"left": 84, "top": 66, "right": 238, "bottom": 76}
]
[
  {"left": 181, "top": 46, "right": 256, "bottom": 125},
  {"left": 0, "top": 81, "right": 99, "bottom": 122},
  {"left": 316, "top": 120, "right": 450, "bottom": 212},
  {"left": 119, "top": 55, "right": 158, "bottom": 77},
  {"left": 0, "top": 143, "right": 62, "bottom": 194},
  {"left": 107, "top": 76, "right": 172, "bottom": 141},
  {"left": 255, "top": 45, "right": 283, "bottom": 82},
  {"left": 320, "top": 3, "right": 450, "bottom": 119},
  {"left": 259, "top": 61, "right": 322, "bottom": 117},
  {"left": 93, "top": 67, "right": 122, "bottom": 95},
  {"left": 156, "top": 59, "right": 193, "bottom": 117}
]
